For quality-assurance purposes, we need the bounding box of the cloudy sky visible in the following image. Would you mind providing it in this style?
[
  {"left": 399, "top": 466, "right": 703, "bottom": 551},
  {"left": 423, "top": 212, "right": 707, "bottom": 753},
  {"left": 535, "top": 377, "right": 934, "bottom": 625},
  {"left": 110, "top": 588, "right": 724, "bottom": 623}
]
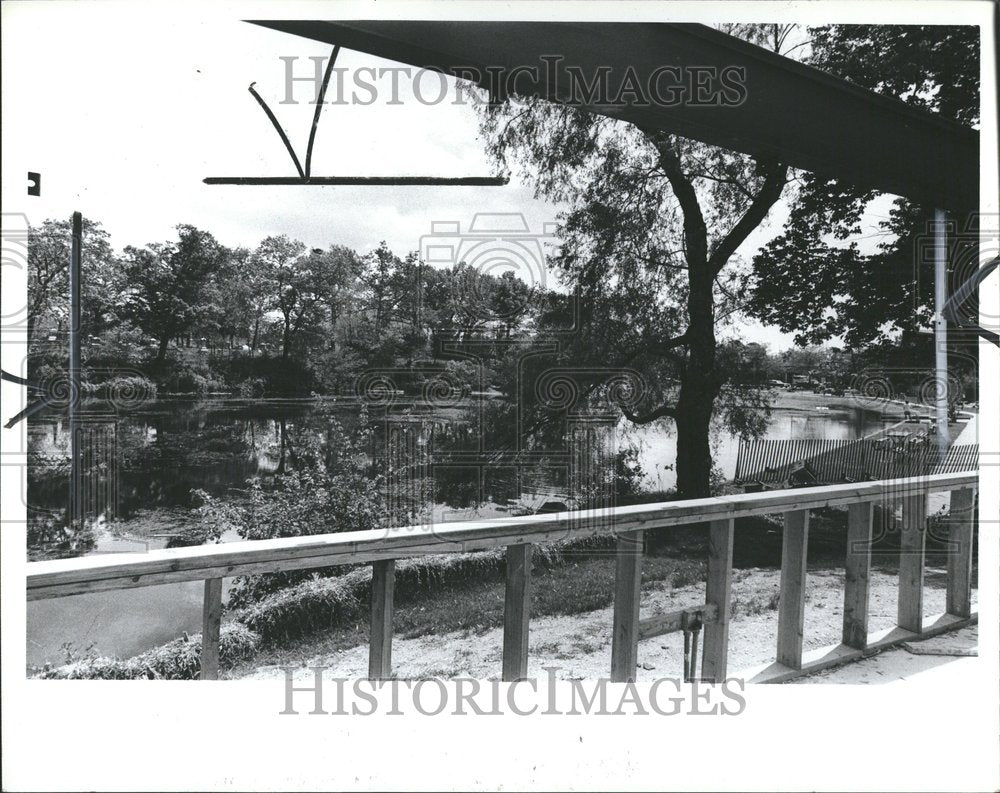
[{"left": 1, "top": 1, "right": 892, "bottom": 351}]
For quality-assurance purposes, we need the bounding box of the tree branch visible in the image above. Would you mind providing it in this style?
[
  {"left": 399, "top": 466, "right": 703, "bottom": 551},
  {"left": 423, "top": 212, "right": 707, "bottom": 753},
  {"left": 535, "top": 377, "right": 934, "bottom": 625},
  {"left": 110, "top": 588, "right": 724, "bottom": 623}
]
[
  {"left": 661, "top": 331, "right": 689, "bottom": 350},
  {"left": 688, "top": 169, "right": 756, "bottom": 201},
  {"left": 638, "top": 127, "right": 708, "bottom": 268},
  {"left": 707, "top": 162, "right": 789, "bottom": 277},
  {"left": 621, "top": 402, "right": 677, "bottom": 424},
  {"left": 626, "top": 332, "right": 689, "bottom": 367}
]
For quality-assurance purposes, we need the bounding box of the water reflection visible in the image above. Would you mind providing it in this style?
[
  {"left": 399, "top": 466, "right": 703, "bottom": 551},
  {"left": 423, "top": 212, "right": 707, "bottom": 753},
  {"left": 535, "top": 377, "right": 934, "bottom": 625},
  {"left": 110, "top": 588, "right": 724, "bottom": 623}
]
[
  {"left": 27, "top": 396, "right": 883, "bottom": 559},
  {"left": 25, "top": 395, "right": 883, "bottom": 665}
]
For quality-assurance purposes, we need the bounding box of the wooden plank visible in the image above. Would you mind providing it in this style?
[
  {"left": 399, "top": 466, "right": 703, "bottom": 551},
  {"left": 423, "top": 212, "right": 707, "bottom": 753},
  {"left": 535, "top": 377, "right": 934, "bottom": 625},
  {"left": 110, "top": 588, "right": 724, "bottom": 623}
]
[
  {"left": 946, "top": 488, "right": 976, "bottom": 618},
  {"left": 638, "top": 603, "right": 719, "bottom": 640},
  {"left": 30, "top": 471, "right": 975, "bottom": 587},
  {"left": 200, "top": 578, "right": 223, "bottom": 681},
  {"left": 368, "top": 559, "right": 395, "bottom": 680},
  {"left": 897, "top": 493, "right": 927, "bottom": 633},
  {"left": 701, "top": 518, "right": 735, "bottom": 682},
  {"left": 610, "top": 531, "right": 644, "bottom": 682},
  {"left": 26, "top": 471, "right": 977, "bottom": 600},
  {"left": 842, "top": 501, "right": 873, "bottom": 649},
  {"left": 777, "top": 509, "right": 809, "bottom": 668},
  {"left": 501, "top": 544, "right": 532, "bottom": 681}
]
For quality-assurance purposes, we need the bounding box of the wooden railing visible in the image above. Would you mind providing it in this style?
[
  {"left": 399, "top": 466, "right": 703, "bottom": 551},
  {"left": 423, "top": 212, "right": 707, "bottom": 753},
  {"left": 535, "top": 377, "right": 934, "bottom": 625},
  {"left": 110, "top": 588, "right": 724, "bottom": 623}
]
[{"left": 26, "top": 471, "right": 978, "bottom": 682}]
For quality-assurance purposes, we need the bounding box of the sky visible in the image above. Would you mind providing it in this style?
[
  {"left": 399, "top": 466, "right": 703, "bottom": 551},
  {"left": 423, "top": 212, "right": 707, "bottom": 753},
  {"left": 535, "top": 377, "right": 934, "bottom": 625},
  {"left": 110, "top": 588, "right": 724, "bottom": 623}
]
[{"left": 0, "top": 2, "right": 900, "bottom": 353}]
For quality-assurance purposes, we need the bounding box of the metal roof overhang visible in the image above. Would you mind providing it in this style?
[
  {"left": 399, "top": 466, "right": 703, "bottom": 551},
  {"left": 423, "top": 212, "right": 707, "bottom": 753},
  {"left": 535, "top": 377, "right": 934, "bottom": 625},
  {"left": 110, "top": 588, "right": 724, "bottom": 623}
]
[{"left": 250, "top": 20, "right": 979, "bottom": 211}]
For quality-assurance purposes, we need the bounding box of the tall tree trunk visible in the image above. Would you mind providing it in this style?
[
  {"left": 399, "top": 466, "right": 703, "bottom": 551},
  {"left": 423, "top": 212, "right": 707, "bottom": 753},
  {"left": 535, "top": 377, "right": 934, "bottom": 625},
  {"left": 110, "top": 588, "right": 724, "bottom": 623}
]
[
  {"left": 251, "top": 316, "right": 260, "bottom": 355},
  {"left": 640, "top": 131, "right": 720, "bottom": 500},
  {"left": 155, "top": 335, "right": 170, "bottom": 363},
  {"left": 674, "top": 372, "right": 715, "bottom": 499},
  {"left": 675, "top": 227, "right": 718, "bottom": 499}
]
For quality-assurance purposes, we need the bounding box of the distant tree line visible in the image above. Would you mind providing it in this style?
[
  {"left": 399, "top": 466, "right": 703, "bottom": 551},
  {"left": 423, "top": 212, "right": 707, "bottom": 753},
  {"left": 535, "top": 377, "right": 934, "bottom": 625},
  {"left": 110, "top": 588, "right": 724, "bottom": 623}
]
[{"left": 26, "top": 221, "right": 540, "bottom": 397}]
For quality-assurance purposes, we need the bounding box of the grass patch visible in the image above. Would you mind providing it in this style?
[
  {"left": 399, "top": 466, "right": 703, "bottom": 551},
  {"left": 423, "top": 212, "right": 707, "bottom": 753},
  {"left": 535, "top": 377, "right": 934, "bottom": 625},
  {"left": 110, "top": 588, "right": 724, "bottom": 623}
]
[
  {"left": 233, "top": 544, "right": 577, "bottom": 645},
  {"left": 35, "top": 623, "right": 261, "bottom": 680},
  {"left": 730, "top": 589, "right": 782, "bottom": 618}
]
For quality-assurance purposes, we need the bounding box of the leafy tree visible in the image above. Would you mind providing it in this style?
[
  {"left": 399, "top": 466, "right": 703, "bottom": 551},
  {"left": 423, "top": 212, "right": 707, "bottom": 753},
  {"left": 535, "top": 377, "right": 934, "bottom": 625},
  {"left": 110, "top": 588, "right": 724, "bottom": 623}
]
[
  {"left": 249, "top": 235, "right": 310, "bottom": 359},
  {"left": 210, "top": 246, "right": 254, "bottom": 350},
  {"left": 476, "top": 27, "right": 796, "bottom": 498},
  {"left": 362, "top": 241, "right": 399, "bottom": 336},
  {"left": 124, "top": 225, "right": 229, "bottom": 363},
  {"left": 26, "top": 218, "right": 118, "bottom": 351},
  {"left": 299, "top": 245, "right": 364, "bottom": 379},
  {"left": 385, "top": 252, "right": 434, "bottom": 358},
  {"left": 774, "top": 346, "right": 828, "bottom": 378},
  {"left": 491, "top": 270, "right": 536, "bottom": 340},
  {"left": 747, "top": 25, "right": 979, "bottom": 348},
  {"left": 224, "top": 243, "right": 276, "bottom": 354}
]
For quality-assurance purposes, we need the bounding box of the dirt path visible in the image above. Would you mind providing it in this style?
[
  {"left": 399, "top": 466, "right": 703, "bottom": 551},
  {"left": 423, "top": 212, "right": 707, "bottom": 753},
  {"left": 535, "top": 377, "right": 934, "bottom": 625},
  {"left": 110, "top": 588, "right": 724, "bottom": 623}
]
[{"left": 243, "top": 565, "right": 973, "bottom": 682}]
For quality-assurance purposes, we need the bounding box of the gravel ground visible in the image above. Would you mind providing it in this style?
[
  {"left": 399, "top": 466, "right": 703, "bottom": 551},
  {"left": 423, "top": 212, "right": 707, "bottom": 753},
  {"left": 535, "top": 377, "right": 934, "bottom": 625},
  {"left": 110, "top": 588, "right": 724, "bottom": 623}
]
[{"left": 244, "top": 565, "right": 974, "bottom": 683}]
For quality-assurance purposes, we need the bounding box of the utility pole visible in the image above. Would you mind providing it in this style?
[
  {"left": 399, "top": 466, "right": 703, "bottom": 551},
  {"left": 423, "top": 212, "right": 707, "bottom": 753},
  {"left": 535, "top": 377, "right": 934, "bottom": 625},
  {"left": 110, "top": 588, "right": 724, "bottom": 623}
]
[
  {"left": 933, "top": 209, "right": 951, "bottom": 458},
  {"left": 69, "top": 211, "right": 82, "bottom": 525}
]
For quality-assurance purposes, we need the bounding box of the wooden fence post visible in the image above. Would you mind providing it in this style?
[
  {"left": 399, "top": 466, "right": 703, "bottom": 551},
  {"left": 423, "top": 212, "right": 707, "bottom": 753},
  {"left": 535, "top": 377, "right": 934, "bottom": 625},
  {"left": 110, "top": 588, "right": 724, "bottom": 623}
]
[
  {"left": 369, "top": 559, "right": 395, "bottom": 680},
  {"left": 898, "top": 493, "right": 927, "bottom": 633},
  {"left": 200, "top": 578, "right": 223, "bottom": 680},
  {"left": 610, "top": 530, "right": 643, "bottom": 682},
  {"left": 842, "top": 501, "right": 873, "bottom": 649},
  {"left": 777, "top": 510, "right": 809, "bottom": 669},
  {"left": 701, "top": 518, "right": 734, "bottom": 683},
  {"left": 502, "top": 543, "right": 533, "bottom": 682},
  {"left": 946, "top": 488, "right": 976, "bottom": 618}
]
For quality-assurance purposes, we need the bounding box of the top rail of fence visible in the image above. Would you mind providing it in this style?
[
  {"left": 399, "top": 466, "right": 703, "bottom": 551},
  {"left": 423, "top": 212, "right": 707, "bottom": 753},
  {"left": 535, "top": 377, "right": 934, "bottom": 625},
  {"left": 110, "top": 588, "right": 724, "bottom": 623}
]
[{"left": 25, "top": 470, "right": 978, "bottom": 601}]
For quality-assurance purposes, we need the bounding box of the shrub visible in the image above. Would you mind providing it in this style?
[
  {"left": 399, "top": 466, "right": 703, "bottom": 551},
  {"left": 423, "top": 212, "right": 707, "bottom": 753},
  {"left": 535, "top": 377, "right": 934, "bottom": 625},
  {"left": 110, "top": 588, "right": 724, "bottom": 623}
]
[
  {"left": 232, "top": 541, "right": 585, "bottom": 644},
  {"left": 84, "top": 323, "right": 148, "bottom": 368},
  {"left": 212, "top": 354, "right": 318, "bottom": 396},
  {"left": 168, "top": 370, "right": 226, "bottom": 395},
  {"left": 92, "top": 375, "right": 157, "bottom": 403},
  {"left": 35, "top": 623, "right": 261, "bottom": 680},
  {"left": 198, "top": 412, "right": 400, "bottom": 544},
  {"left": 235, "top": 569, "right": 371, "bottom": 645},
  {"left": 226, "top": 565, "right": 347, "bottom": 610},
  {"left": 224, "top": 542, "right": 569, "bottom": 609},
  {"left": 234, "top": 377, "right": 266, "bottom": 398},
  {"left": 152, "top": 352, "right": 227, "bottom": 395},
  {"left": 199, "top": 411, "right": 419, "bottom": 607}
]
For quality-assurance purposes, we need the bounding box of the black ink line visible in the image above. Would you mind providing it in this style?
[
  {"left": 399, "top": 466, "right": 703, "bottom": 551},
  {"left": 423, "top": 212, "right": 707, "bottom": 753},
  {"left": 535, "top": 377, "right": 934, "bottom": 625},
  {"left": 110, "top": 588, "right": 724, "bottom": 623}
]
[
  {"left": 203, "top": 176, "right": 509, "bottom": 186},
  {"left": 305, "top": 46, "right": 340, "bottom": 178},
  {"left": 248, "top": 81, "right": 305, "bottom": 178}
]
